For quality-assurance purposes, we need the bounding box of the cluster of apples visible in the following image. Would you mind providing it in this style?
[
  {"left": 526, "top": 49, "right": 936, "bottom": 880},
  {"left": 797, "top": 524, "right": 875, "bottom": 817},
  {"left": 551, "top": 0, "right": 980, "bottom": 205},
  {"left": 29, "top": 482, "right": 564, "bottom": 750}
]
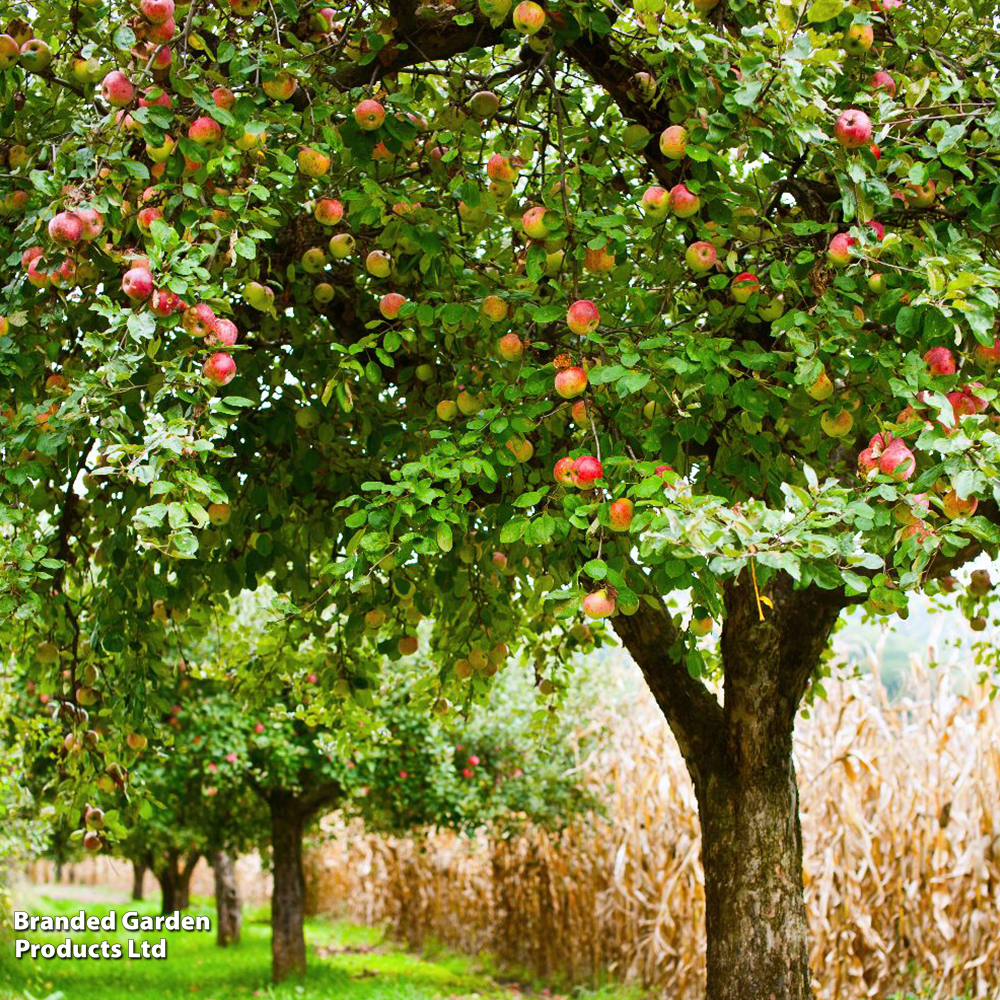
[{"left": 0, "top": 17, "right": 53, "bottom": 76}]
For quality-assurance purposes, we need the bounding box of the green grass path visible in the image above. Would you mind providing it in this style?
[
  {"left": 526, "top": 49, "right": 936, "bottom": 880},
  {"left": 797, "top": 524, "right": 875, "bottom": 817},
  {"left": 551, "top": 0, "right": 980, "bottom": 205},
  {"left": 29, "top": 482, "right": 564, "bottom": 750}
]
[{"left": 1, "top": 890, "right": 639, "bottom": 1000}]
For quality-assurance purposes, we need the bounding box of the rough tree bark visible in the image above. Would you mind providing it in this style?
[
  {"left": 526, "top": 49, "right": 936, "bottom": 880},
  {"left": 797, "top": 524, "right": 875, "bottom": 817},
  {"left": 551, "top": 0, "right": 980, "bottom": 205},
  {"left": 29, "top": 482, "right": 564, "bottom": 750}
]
[
  {"left": 614, "top": 571, "right": 844, "bottom": 1000},
  {"left": 269, "top": 793, "right": 307, "bottom": 981},
  {"left": 212, "top": 850, "right": 242, "bottom": 947},
  {"left": 131, "top": 860, "right": 146, "bottom": 901}
]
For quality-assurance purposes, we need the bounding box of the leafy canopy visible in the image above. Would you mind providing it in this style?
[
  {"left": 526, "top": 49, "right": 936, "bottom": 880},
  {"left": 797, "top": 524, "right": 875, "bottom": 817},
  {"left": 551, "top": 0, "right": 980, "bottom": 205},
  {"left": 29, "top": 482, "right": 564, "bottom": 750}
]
[{"left": 2, "top": 0, "right": 1000, "bottom": 788}]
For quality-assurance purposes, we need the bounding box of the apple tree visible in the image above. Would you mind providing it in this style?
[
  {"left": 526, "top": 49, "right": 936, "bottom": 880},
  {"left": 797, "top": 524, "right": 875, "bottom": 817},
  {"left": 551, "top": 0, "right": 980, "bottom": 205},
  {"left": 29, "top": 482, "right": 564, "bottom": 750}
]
[{"left": 3, "top": 0, "right": 1000, "bottom": 996}]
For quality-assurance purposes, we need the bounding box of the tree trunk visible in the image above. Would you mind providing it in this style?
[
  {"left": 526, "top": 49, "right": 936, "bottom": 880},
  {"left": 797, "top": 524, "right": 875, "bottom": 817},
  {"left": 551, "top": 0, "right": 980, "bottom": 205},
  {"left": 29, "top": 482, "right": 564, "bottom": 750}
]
[
  {"left": 614, "top": 573, "right": 843, "bottom": 1000},
  {"left": 156, "top": 857, "right": 177, "bottom": 916},
  {"left": 131, "top": 861, "right": 146, "bottom": 901},
  {"left": 176, "top": 852, "right": 199, "bottom": 911},
  {"left": 270, "top": 794, "right": 307, "bottom": 981},
  {"left": 212, "top": 851, "right": 242, "bottom": 947},
  {"left": 699, "top": 749, "right": 810, "bottom": 1000}
]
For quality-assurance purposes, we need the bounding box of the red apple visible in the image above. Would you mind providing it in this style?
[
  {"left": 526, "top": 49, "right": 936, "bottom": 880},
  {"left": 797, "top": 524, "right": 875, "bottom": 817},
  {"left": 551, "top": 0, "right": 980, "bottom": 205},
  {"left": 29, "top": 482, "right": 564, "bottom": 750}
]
[
  {"left": 122, "top": 267, "right": 153, "bottom": 301},
  {"left": 834, "top": 109, "right": 873, "bottom": 149},
  {"left": 609, "top": 498, "right": 633, "bottom": 531},
  {"left": 685, "top": 240, "right": 716, "bottom": 272},
  {"left": 554, "top": 366, "right": 588, "bottom": 399},
  {"left": 668, "top": 183, "right": 700, "bottom": 218},
  {"left": 354, "top": 99, "right": 386, "bottom": 131},
  {"left": 48, "top": 211, "right": 83, "bottom": 246},
  {"left": 553, "top": 457, "right": 577, "bottom": 487},
  {"left": 659, "top": 124, "right": 688, "bottom": 159},
  {"left": 871, "top": 70, "right": 896, "bottom": 96},
  {"left": 379, "top": 292, "right": 406, "bottom": 319},
  {"left": 567, "top": 299, "right": 600, "bottom": 335},
  {"left": 498, "top": 333, "right": 524, "bottom": 361},
  {"left": 314, "top": 198, "right": 344, "bottom": 225},
  {"left": 730, "top": 271, "right": 759, "bottom": 303},
  {"left": 573, "top": 455, "right": 603, "bottom": 487},
  {"left": 512, "top": 1, "right": 545, "bottom": 33},
  {"left": 203, "top": 353, "right": 236, "bottom": 386},
  {"left": 101, "top": 70, "right": 135, "bottom": 107},
  {"left": 827, "top": 232, "right": 855, "bottom": 266},
  {"left": 640, "top": 186, "right": 669, "bottom": 218},
  {"left": 923, "top": 347, "right": 956, "bottom": 376},
  {"left": 878, "top": 437, "right": 916, "bottom": 481},
  {"left": 582, "top": 588, "right": 616, "bottom": 619},
  {"left": 183, "top": 303, "right": 217, "bottom": 338}
]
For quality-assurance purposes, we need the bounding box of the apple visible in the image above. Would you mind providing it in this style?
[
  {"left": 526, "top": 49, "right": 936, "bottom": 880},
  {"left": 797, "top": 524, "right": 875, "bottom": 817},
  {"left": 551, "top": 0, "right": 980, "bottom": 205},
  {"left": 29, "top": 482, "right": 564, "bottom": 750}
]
[
  {"left": 457, "top": 389, "right": 482, "bottom": 415},
  {"left": 19, "top": 39, "right": 52, "bottom": 73},
  {"left": 314, "top": 198, "right": 344, "bottom": 225},
  {"left": 555, "top": 366, "right": 588, "bottom": 399},
  {"left": 843, "top": 23, "right": 874, "bottom": 54},
  {"left": 690, "top": 614, "right": 713, "bottom": 636},
  {"left": 629, "top": 71, "right": 656, "bottom": 102},
  {"left": 904, "top": 181, "right": 936, "bottom": 208},
  {"left": 487, "top": 153, "right": 518, "bottom": 183},
  {"left": 923, "top": 347, "right": 956, "bottom": 376},
  {"left": 870, "top": 142, "right": 881, "bottom": 160},
  {"left": 659, "top": 124, "right": 688, "bottom": 159},
  {"left": 147, "top": 18, "right": 175, "bottom": 43},
  {"left": 506, "top": 437, "right": 533, "bottom": 462},
  {"left": 436, "top": 399, "right": 458, "bottom": 421},
  {"left": 640, "top": 186, "right": 669, "bottom": 218},
  {"left": 553, "top": 457, "right": 576, "bottom": 486},
  {"left": 122, "top": 267, "right": 154, "bottom": 301},
  {"left": 76, "top": 208, "right": 104, "bottom": 240},
  {"left": 668, "top": 183, "right": 700, "bottom": 218},
  {"left": 871, "top": 70, "right": 896, "bottom": 96},
  {"left": 757, "top": 295, "right": 784, "bottom": 322},
  {"left": 301, "top": 247, "right": 327, "bottom": 273},
  {"left": 878, "top": 437, "right": 915, "bottom": 481},
  {"left": 262, "top": 72, "right": 297, "bottom": 101},
  {"left": 7, "top": 144, "right": 29, "bottom": 168},
  {"left": 208, "top": 318, "right": 238, "bottom": 347},
  {"left": 567, "top": 299, "right": 600, "bottom": 335},
  {"left": 685, "top": 241, "right": 716, "bottom": 272},
  {"left": 212, "top": 86, "right": 236, "bottom": 109},
  {"left": 206, "top": 502, "right": 231, "bottom": 526},
  {"left": 101, "top": 70, "right": 135, "bottom": 107},
  {"left": 379, "top": 292, "right": 406, "bottom": 319},
  {"left": 806, "top": 371, "right": 834, "bottom": 401},
  {"left": 0, "top": 35, "right": 19, "bottom": 71},
  {"left": 820, "top": 408, "right": 853, "bottom": 437},
  {"left": 354, "top": 99, "right": 386, "bottom": 130},
  {"left": 892, "top": 494, "right": 930, "bottom": 526},
  {"left": 366, "top": 250, "right": 392, "bottom": 277},
  {"left": 329, "top": 233, "right": 356, "bottom": 259},
  {"left": 83, "top": 831, "right": 102, "bottom": 853},
  {"left": 398, "top": 636, "right": 418, "bottom": 656},
  {"left": 972, "top": 337, "right": 1000, "bottom": 368},
  {"left": 970, "top": 616, "right": 987, "bottom": 632},
  {"left": 969, "top": 569, "right": 992, "bottom": 596},
  {"left": 584, "top": 244, "right": 616, "bottom": 272},
  {"left": 868, "top": 272, "right": 886, "bottom": 293},
  {"left": 498, "top": 333, "right": 524, "bottom": 361},
  {"left": 834, "top": 109, "right": 872, "bottom": 149},
  {"left": 126, "top": 733, "right": 148, "bottom": 751},
  {"left": 140, "top": 0, "right": 174, "bottom": 22},
  {"left": 583, "top": 589, "right": 616, "bottom": 619},
  {"left": 827, "top": 232, "right": 855, "bottom": 266},
  {"left": 866, "top": 220, "right": 885, "bottom": 241},
  {"left": 469, "top": 90, "right": 500, "bottom": 119},
  {"left": 512, "top": 1, "right": 545, "bottom": 33},
  {"left": 692, "top": 0, "right": 720, "bottom": 11},
  {"left": 573, "top": 455, "right": 603, "bottom": 487},
  {"left": 48, "top": 212, "right": 83, "bottom": 246},
  {"left": 203, "top": 353, "right": 236, "bottom": 386},
  {"left": 900, "top": 522, "right": 933, "bottom": 543},
  {"left": 183, "top": 302, "right": 217, "bottom": 338},
  {"left": 298, "top": 146, "right": 331, "bottom": 177},
  {"left": 730, "top": 271, "right": 759, "bottom": 303},
  {"left": 480, "top": 295, "right": 508, "bottom": 322},
  {"left": 609, "top": 498, "right": 633, "bottom": 531},
  {"left": 522, "top": 206, "right": 552, "bottom": 240},
  {"left": 942, "top": 490, "right": 977, "bottom": 519},
  {"left": 185, "top": 116, "right": 220, "bottom": 147}
]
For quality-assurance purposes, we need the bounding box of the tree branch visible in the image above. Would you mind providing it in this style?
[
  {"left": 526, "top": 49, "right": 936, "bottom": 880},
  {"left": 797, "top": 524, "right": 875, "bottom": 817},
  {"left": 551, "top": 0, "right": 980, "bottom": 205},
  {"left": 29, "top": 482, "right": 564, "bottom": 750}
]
[{"left": 612, "top": 602, "right": 724, "bottom": 785}]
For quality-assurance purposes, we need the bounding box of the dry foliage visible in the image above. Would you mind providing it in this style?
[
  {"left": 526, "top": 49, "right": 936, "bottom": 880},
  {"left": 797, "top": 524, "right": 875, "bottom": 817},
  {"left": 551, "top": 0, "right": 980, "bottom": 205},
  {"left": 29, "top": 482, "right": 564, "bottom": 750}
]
[{"left": 306, "top": 666, "right": 1000, "bottom": 1000}]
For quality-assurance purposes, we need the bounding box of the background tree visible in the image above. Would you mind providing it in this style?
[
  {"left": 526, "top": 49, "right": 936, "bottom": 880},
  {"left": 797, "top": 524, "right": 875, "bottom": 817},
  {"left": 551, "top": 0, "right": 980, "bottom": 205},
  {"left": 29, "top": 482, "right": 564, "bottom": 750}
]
[{"left": 2, "top": 1, "right": 1000, "bottom": 998}]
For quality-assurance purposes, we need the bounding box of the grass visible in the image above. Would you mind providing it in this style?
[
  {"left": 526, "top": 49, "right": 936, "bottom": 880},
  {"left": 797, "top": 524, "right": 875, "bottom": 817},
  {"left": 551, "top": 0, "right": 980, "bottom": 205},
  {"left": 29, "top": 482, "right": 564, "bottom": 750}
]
[{"left": 0, "top": 891, "right": 643, "bottom": 1000}]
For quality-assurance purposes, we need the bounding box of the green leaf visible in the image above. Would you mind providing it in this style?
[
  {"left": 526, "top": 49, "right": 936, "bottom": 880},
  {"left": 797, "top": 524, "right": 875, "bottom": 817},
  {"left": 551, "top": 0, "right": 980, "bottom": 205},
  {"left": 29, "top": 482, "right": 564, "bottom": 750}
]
[{"left": 807, "top": 0, "right": 846, "bottom": 21}]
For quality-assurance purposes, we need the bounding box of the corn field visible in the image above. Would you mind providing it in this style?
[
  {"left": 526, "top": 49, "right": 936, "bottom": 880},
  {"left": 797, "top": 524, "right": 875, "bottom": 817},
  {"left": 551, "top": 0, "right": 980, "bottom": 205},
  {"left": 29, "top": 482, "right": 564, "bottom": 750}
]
[{"left": 306, "top": 664, "right": 1000, "bottom": 1000}]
